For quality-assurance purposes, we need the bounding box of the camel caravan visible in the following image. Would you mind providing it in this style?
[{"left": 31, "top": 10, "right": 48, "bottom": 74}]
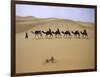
[{"left": 25, "top": 28, "right": 88, "bottom": 39}]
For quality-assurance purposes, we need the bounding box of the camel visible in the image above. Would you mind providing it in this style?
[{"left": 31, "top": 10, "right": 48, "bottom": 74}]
[
  {"left": 62, "top": 30, "right": 71, "bottom": 38},
  {"left": 72, "top": 30, "right": 80, "bottom": 38},
  {"left": 50, "top": 56, "right": 55, "bottom": 63},
  {"left": 44, "top": 56, "right": 55, "bottom": 64},
  {"left": 31, "top": 30, "right": 42, "bottom": 38},
  {"left": 80, "top": 29, "right": 88, "bottom": 38},
  {"left": 42, "top": 28, "right": 53, "bottom": 38},
  {"left": 52, "top": 28, "right": 61, "bottom": 38}
]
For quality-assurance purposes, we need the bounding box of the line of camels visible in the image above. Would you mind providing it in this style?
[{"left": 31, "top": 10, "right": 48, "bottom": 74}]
[{"left": 25, "top": 28, "right": 88, "bottom": 39}]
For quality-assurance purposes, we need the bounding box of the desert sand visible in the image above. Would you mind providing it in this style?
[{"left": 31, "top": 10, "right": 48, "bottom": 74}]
[{"left": 16, "top": 16, "right": 95, "bottom": 73}]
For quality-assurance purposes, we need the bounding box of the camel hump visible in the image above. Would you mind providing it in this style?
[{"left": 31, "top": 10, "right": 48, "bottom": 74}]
[
  {"left": 71, "top": 31, "right": 74, "bottom": 33},
  {"left": 62, "top": 31, "right": 64, "bottom": 33},
  {"left": 42, "top": 31, "right": 45, "bottom": 33}
]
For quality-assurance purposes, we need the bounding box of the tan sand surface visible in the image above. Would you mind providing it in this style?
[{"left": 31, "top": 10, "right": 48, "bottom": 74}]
[{"left": 16, "top": 17, "right": 95, "bottom": 73}]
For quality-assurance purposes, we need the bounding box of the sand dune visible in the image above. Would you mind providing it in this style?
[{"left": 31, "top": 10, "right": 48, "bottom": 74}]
[
  {"left": 16, "top": 16, "right": 95, "bottom": 73},
  {"left": 16, "top": 16, "right": 61, "bottom": 33},
  {"left": 16, "top": 16, "right": 94, "bottom": 33}
]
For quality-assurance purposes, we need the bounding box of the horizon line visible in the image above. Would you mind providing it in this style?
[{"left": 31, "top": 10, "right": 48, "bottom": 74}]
[{"left": 16, "top": 15, "right": 94, "bottom": 24}]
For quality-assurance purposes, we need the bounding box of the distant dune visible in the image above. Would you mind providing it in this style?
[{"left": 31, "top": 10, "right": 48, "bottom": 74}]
[
  {"left": 16, "top": 16, "right": 38, "bottom": 21},
  {"left": 16, "top": 16, "right": 94, "bottom": 33}
]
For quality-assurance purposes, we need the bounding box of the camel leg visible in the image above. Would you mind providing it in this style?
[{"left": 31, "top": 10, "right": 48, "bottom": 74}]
[{"left": 55, "top": 35, "right": 57, "bottom": 38}]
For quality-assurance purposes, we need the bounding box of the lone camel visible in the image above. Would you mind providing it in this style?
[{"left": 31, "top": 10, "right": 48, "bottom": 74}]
[{"left": 44, "top": 56, "right": 55, "bottom": 64}]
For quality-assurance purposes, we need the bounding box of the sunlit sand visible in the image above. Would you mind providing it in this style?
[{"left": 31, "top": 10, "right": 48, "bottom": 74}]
[{"left": 16, "top": 16, "right": 95, "bottom": 73}]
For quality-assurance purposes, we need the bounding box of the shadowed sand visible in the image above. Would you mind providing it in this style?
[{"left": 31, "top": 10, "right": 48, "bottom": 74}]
[{"left": 16, "top": 16, "right": 95, "bottom": 73}]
